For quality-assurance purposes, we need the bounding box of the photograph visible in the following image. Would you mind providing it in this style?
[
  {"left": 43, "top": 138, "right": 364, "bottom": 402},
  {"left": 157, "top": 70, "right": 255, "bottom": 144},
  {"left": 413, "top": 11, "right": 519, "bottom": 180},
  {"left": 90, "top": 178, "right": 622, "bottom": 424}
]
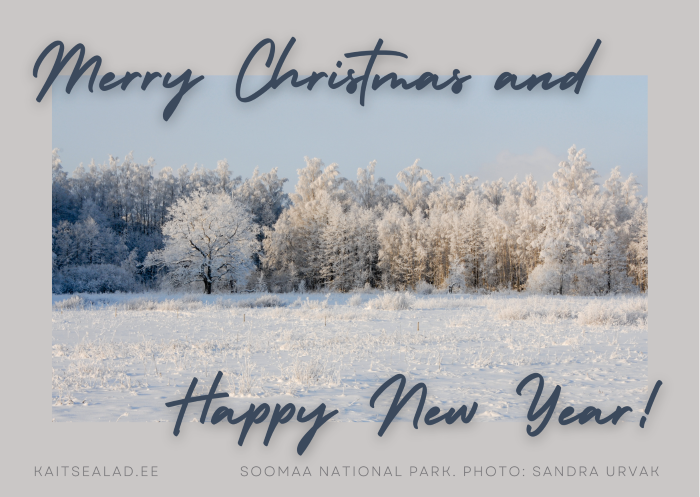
[{"left": 50, "top": 75, "right": 649, "bottom": 424}]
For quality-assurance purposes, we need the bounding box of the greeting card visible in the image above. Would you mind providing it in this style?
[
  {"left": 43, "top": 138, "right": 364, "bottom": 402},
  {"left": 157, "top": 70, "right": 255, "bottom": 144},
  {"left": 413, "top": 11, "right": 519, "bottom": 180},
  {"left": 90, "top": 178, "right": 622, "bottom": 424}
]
[{"left": 3, "top": 1, "right": 697, "bottom": 495}]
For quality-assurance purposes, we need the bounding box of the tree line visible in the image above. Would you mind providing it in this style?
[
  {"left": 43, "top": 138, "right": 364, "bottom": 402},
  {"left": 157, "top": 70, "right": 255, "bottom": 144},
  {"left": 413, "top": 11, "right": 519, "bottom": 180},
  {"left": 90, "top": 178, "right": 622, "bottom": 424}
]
[{"left": 51, "top": 146, "right": 647, "bottom": 295}]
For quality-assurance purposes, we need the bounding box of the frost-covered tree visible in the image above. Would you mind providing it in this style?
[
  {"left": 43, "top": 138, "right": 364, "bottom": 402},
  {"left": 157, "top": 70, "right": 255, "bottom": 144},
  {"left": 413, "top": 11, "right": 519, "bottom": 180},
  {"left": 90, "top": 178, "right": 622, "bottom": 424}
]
[
  {"left": 528, "top": 189, "right": 596, "bottom": 295},
  {"left": 51, "top": 149, "right": 291, "bottom": 292},
  {"left": 376, "top": 205, "right": 405, "bottom": 290},
  {"left": 551, "top": 146, "right": 599, "bottom": 199},
  {"left": 144, "top": 190, "right": 259, "bottom": 294},
  {"left": 627, "top": 200, "right": 648, "bottom": 292},
  {"left": 461, "top": 192, "right": 487, "bottom": 288},
  {"left": 593, "top": 228, "right": 633, "bottom": 294},
  {"left": 393, "top": 160, "right": 442, "bottom": 214},
  {"left": 292, "top": 157, "right": 345, "bottom": 204},
  {"left": 235, "top": 166, "right": 289, "bottom": 228},
  {"left": 428, "top": 174, "right": 478, "bottom": 212},
  {"left": 52, "top": 145, "right": 647, "bottom": 295},
  {"left": 263, "top": 190, "right": 336, "bottom": 291},
  {"left": 346, "top": 160, "right": 394, "bottom": 209},
  {"left": 445, "top": 256, "right": 466, "bottom": 293},
  {"left": 262, "top": 157, "right": 348, "bottom": 291},
  {"left": 52, "top": 149, "right": 77, "bottom": 225},
  {"left": 321, "top": 203, "right": 380, "bottom": 291},
  {"left": 53, "top": 216, "right": 128, "bottom": 269}
]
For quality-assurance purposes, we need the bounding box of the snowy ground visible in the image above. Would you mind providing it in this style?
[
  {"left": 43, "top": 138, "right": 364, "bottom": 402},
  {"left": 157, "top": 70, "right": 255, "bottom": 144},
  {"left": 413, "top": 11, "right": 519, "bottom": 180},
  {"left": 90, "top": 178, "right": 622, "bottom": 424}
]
[{"left": 51, "top": 291, "right": 648, "bottom": 424}]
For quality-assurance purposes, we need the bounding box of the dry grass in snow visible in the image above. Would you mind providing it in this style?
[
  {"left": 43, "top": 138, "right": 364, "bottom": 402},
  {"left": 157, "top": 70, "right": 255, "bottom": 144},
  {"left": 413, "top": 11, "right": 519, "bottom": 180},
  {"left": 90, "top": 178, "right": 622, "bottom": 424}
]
[{"left": 51, "top": 291, "right": 648, "bottom": 424}]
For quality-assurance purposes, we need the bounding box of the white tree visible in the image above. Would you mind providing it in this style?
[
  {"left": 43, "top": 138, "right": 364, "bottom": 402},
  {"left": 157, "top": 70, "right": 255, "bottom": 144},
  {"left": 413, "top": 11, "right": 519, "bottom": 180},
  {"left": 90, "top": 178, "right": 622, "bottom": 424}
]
[
  {"left": 529, "top": 191, "right": 596, "bottom": 295},
  {"left": 321, "top": 203, "right": 380, "bottom": 291},
  {"left": 627, "top": 200, "right": 648, "bottom": 292},
  {"left": 144, "top": 190, "right": 259, "bottom": 294},
  {"left": 254, "top": 271, "right": 268, "bottom": 292},
  {"left": 551, "top": 145, "right": 599, "bottom": 199},
  {"left": 262, "top": 157, "right": 344, "bottom": 290},
  {"left": 234, "top": 166, "right": 289, "bottom": 227},
  {"left": 345, "top": 160, "right": 393, "bottom": 209},
  {"left": 292, "top": 157, "right": 343, "bottom": 204},
  {"left": 52, "top": 144, "right": 648, "bottom": 296},
  {"left": 376, "top": 205, "right": 405, "bottom": 290},
  {"left": 461, "top": 192, "right": 487, "bottom": 289},
  {"left": 393, "top": 159, "right": 442, "bottom": 214},
  {"left": 445, "top": 256, "right": 466, "bottom": 293},
  {"left": 593, "top": 228, "right": 633, "bottom": 294}
]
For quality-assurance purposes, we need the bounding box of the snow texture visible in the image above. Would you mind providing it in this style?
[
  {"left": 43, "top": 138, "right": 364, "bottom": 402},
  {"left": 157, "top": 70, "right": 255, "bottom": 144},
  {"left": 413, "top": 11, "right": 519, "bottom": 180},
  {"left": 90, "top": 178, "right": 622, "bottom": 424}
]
[{"left": 52, "top": 292, "right": 648, "bottom": 424}]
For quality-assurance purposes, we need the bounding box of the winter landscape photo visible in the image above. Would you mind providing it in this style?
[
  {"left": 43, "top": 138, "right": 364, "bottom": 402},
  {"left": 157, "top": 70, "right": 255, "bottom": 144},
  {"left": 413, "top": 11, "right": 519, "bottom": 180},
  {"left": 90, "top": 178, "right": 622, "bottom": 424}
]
[{"left": 51, "top": 75, "right": 648, "bottom": 423}]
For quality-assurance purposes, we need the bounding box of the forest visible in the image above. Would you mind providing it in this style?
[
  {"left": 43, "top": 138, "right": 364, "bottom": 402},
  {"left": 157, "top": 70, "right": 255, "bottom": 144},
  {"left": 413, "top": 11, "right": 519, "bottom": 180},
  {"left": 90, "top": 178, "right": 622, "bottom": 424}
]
[{"left": 51, "top": 145, "right": 648, "bottom": 295}]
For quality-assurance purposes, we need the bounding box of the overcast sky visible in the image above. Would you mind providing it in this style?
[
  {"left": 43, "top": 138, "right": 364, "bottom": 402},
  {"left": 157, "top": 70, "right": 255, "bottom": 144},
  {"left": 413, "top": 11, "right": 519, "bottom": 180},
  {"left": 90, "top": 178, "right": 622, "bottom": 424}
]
[{"left": 52, "top": 75, "right": 647, "bottom": 196}]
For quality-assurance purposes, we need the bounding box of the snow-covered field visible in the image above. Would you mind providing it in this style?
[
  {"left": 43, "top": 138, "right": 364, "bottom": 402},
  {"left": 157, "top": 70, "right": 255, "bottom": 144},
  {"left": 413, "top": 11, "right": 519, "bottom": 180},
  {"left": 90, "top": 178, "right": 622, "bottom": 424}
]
[{"left": 51, "top": 292, "right": 648, "bottom": 424}]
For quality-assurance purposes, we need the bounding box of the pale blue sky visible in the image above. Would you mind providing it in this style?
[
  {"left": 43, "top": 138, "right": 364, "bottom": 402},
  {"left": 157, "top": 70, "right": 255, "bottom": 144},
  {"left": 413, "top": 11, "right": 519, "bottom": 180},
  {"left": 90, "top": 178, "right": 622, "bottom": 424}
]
[{"left": 52, "top": 75, "right": 647, "bottom": 196}]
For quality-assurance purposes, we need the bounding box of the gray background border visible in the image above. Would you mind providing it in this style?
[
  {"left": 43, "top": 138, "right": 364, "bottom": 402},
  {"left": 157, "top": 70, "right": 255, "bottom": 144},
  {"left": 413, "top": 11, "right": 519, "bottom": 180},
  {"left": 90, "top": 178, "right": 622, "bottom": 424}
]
[{"left": 0, "top": 0, "right": 697, "bottom": 494}]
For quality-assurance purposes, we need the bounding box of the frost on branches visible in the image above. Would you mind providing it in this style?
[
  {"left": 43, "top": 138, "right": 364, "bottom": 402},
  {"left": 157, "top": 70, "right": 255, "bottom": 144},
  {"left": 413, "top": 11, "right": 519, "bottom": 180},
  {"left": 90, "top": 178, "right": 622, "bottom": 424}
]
[
  {"left": 143, "top": 191, "right": 259, "bottom": 294},
  {"left": 51, "top": 145, "right": 648, "bottom": 295}
]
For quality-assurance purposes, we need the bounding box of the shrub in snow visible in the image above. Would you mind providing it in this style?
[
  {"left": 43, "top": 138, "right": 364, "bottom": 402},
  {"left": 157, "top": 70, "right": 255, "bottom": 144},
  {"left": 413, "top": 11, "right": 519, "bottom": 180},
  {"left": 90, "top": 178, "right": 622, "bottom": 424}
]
[
  {"left": 411, "top": 296, "right": 476, "bottom": 310},
  {"left": 487, "top": 296, "right": 576, "bottom": 321},
  {"left": 119, "top": 298, "right": 159, "bottom": 311},
  {"left": 117, "top": 297, "right": 202, "bottom": 311},
  {"left": 254, "top": 272, "right": 269, "bottom": 293},
  {"left": 527, "top": 263, "right": 567, "bottom": 295},
  {"left": 348, "top": 294, "right": 363, "bottom": 307},
  {"left": 53, "top": 296, "right": 84, "bottom": 310},
  {"left": 53, "top": 264, "right": 137, "bottom": 294},
  {"left": 213, "top": 298, "right": 235, "bottom": 309},
  {"left": 291, "top": 295, "right": 331, "bottom": 310},
  {"left": 237, "top": 295, "right": 285, "bottom": 308},
  {"left": 285, "top": 357, "right": 339, "bottom": 387},
  {"left": 577, "top": 298, "right": 647, "bottom": 326},
  {"left": 414, "top": 280, "right": 434, "bottom": 295},
  {"left": 490, "top": 301, "right": 531, "bottom": 320},
  {"left": 180, "top": 294, "right": 201, "bottom": 303},
  {"left": 367, "top": 292, "right": 415, "bottom": 311}
]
